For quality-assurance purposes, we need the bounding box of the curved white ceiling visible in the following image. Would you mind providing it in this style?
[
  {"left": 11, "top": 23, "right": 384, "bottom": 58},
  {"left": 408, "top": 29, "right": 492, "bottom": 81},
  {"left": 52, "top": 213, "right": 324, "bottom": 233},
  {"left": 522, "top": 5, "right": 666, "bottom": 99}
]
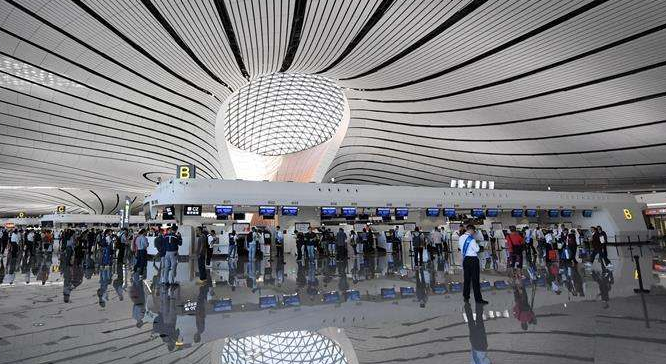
[{"left": 1, "top": 0, "right": 666, "bottom": 216}]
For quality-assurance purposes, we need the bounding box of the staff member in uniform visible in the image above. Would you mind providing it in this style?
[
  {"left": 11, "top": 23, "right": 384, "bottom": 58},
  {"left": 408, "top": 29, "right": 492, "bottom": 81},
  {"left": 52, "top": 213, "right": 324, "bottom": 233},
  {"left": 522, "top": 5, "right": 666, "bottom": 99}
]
[{"left": 460, "top": 224, "right": 488, "bottom": 305}]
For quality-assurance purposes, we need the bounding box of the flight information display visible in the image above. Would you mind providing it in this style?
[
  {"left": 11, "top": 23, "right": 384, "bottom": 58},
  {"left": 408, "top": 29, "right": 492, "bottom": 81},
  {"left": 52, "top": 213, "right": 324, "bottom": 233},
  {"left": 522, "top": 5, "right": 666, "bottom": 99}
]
[
  {"left": 548, "top": 209, "right": 560, "bottom": 218},
  {"left": 215, "top": 205, "right": 233, "bottom": 216},
  {"left": 471, "top": 208, "right": 485, "bottom": 218},
  {"left": 525, "top": 209, "right": 538, "bottom": 217},
  {"left": 485, "top": 209, "right": 499, "bottom": 217},
  {"left": 341, "top": 207, "right": 357, "bottom": 217},
  {"left": 443, "top": 208, "right": 456, "bottom": 217},
  {"left": 426, "top": 208, "right": 440, "bottom": 217},
  {"left": 376, "top": 207, "right": 391, "bottom": 217},
  {"left": 582, "top": 210, "right": 593, "bottom": 217},
  {"left": 511, "top": 209, "right": 524, "bottom": 218},
  {"left": 395, "top": 207, "right": 409, "bottom": 217},
  {"left": 561, "top": 209, "right": 573, "bottom": 217},
  {"left": 281, "top": 206, "right": 298, "bottom": 216},
  {"left": 258, "top": 206, "right": 276, "bottom": 216},
  {"left": 321, "top": 207, "right": 337, "bottom": 216}
]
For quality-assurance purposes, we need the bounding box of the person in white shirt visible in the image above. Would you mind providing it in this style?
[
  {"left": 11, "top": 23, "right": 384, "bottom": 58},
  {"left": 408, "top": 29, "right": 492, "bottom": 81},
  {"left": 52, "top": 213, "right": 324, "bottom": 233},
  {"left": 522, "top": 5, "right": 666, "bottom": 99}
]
[
  {"left": 206, "top": 230, "right": 217, "bottom": 267},
  {"left": 431, "top": 227, "right": 444, "bottom": 258},
  {"left": 459, "top": 224, "right": 488, "bottom": 305}
]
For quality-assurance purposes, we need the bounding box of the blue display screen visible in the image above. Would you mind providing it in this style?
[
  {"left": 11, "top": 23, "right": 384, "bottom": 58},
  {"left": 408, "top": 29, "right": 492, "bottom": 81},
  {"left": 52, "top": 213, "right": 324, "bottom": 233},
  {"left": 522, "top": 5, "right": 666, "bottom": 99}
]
[
  {"left": 213, "top": 298, "right": 232, "bottom": 312},
  {"left": 395, "top": 208, "right": 409, "bottom": 217},
  {"left": 381, "top": 287, "right": 396, "bottom": 299},
  {"left": 259, "top": 206, "right": 276, "bottom": 216},
  {"left": 471, "top": 208, "right": 485, "bottom": 218},
  {"left": 376, "top": 208, "right": 391, "bottom": 217},
  {"left": 283, "top": 293, "right": 300, "bottom": 306},
  {"left": 321, "top": 207, "right": 337, "bottom": 216},
  {"left": 346, "top": 290, "right": 361, "bottom": 301},
  {"left": 400, "top": 286, "right": 415, "bottom": 297},
  {"left": 486, "top": 209, "right": 499, "bottom": 217},
  {"left": 215, "top": 205, "right": 233, "bottom": 216},
  {"left": 443, "top": 208, "right": 456, "bottom": 217},
  {"left": 548, "top": 209, "right": 559, "bottom": 218},
  {"left": 525, "top": 209, "right": 538, "bottom": 217},
  {"left": 341, "top": 207, "right": 357, "bottom": 217},
  {"left": 426, "top": 208, "right": 440, "bottom": 217},
  {"left": 281, "top": 206, "right": 298, "bottom": 216},
  {"left": 323, "top": 291, "right": 340, "bottom": 303},
  {"left": 582, "top": 210, "right": 593, "bottom": 217},
  {"left": 561, "top": 209, "right": 573, "bottom": 217},
  {"left": 259, "top": 295, "right": 277, "bottom": 309},
  {"left": 511, "top": 209, "right": 524, "bottom": 218}
]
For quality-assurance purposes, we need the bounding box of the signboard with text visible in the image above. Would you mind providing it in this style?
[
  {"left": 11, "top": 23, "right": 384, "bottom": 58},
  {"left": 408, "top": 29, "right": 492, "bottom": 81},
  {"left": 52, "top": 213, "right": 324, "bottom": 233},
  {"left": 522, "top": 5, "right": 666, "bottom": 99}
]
[{"left": 177, "top": 164, "right": 196, "bottom": 179}]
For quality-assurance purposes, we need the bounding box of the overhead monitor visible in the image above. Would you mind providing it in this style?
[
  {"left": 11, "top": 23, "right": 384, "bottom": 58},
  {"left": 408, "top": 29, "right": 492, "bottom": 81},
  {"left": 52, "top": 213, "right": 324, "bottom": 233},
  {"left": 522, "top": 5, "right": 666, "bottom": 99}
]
[
  {"left": 163, "top": 205, "right": 175, "bottom": 220},
  {"left": 511, "top": 209, "right": 524, "bottom": 218},
  {"left": 394, "top": 207, "right": 409, "bottom": 217},
  {"left": 471, "top": 208, "right": 485, "bottom": 218},
  {"left": 233, "top": 212, "right": 246, "bottom": 221},
  {"left": 376, "top": 207, "right": 391, "bottom": 217},
  {"left": 258, "top": 206, "right": 276, "bottom": 217},
  {"left": 341, "top": 207, "right": 357, "bottom": 217},
  {"left": 184, "top": 205, "right": 202, "bottom": 216},
  {"left": 561, "top": 209, "right": 573, "bottom": 218},
  {"left": 548, "top": 209, "right": 559, "bottom": 218},
  {"left": 215, "top": 205, "right": 233, "bottom": 216},
  {"left": 525, "top": 209, "right": 538, "bottom": 218},
  {"left": 320, "top": 207, "right": 337, "bottom": 217},
  {"left": 443, "top": 208, "right": 456, "bottom": 217},
  {"left": 582, "top": 210, "right": 593, "bottom": 218},
  {"left": 485, "top": 209, "right": 499, "bottom": 217},
  {"left": 426, "top": 208, "right": 440, "bottom": 217},
  {"left": 281, "top": 206, "right": 298, "bottom": 216}
]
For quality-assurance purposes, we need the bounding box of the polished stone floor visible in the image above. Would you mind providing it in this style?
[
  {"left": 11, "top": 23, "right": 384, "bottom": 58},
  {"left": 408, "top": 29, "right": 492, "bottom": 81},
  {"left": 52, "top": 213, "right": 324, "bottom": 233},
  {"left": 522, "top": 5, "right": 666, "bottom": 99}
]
[{"left": 1, "top": 245, "right": 665, "bottom": 364}]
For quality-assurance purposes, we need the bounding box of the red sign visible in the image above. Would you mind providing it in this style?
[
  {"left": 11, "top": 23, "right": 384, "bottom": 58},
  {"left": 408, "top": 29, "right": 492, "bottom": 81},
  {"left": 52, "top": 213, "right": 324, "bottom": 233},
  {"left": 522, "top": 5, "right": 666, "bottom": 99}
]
[{"left": 644, "top": 208, "right": 666, "bottom": 216}]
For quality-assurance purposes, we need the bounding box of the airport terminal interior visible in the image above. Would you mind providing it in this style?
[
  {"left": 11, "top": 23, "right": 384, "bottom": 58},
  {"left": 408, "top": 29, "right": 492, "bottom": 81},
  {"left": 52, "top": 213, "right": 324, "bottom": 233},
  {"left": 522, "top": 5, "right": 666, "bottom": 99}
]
[{"left": 2, "top": 1, "right": 666, "bottom": 363}]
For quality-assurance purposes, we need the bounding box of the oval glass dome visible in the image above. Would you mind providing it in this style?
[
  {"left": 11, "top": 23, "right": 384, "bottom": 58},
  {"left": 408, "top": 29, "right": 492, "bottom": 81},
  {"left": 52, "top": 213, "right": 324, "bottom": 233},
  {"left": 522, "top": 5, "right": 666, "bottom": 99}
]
[{"left": 223, "top": 73, "right": 346, "bottom": 156}]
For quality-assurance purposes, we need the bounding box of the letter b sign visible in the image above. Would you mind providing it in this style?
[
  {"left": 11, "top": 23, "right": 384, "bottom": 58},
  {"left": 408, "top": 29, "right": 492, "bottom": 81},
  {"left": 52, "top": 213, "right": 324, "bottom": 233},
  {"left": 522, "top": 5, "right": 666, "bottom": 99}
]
[{"left": 177, "top": 164, "right": 196, "bottom": 179}]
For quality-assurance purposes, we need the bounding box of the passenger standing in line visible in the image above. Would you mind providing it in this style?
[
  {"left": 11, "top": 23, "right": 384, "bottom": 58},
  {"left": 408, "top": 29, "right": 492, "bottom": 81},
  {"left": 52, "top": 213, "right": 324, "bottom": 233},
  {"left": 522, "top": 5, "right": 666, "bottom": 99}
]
[
  {"left": 327, "top": 228, "right": 336, "bottom": 257},
  {"left": 10, "top": 229, "right": 20, "bottom": 259},
  {"left": 432, "top": 227, "right": 444, "bottom": 258},
  {"left": 117, "top": 228, "right": 127, "bottom": 264},
  {"left": 566, "top": 229, "right": 578, "bottom": 264},
  {"left": 195, "top": 227, "right": 207, "bottom": 283},
  {"left": 134, "top": 229, "right": 149, "bottom": 277},
  {"left": 228, "top": 230, "right": 237, "bottom": 259},
  {"left": 336, "top": 228, "right": 347, "bottom": 260},
  {"left": 412, "top": 227, "right": 424, "bottom": 267},
  {"left": 349, "top": 230, "right": 357, "bottom": 255},
  {"left": 460, "top": 224, "right": 488, "bottom": 305},
  {"left": 506, "top": 226, "right": 524, "bottom": 276},
  {"left": 1, "top": 227, "right": 8, "bottom": 256},
  {"left": 276, "top": 229, "right": 285, "bottom": 263},
  {"left": 544, "top": 229, "right": 554, "bottom": 263},
  {"left": 295, "top": 231, "right": 304, "bottom": 260},
  {"left": 357, "top": 228, "right": 366, "bottom": 256},
  {"left": 162, "top": 226, "right": 181, "bottom": 285},
  {"left": 206, "top": 230, "right": 217, "bottom": 267},
  {"left": 248, "top": 228, "right": 258, "bottom": 261},
  {"left": 304, "top": 227, "right": 317, "bottom": 260},
  {"left": 597, "top": 226, "right": 611, "bottom": 267}
]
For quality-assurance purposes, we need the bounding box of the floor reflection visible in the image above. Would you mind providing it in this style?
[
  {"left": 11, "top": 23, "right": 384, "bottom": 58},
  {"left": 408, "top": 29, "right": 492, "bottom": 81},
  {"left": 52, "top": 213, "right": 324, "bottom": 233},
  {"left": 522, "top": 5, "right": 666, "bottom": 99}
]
[{"left": 0, "top": 244, "right": 665, "bottom": 363}]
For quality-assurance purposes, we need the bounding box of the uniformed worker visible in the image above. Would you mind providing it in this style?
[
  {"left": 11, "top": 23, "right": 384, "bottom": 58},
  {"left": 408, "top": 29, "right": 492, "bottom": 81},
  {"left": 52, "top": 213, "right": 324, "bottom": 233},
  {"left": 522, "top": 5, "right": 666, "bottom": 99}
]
[{"left": 460, "top": 224, "right": 488, "bottom": 305}]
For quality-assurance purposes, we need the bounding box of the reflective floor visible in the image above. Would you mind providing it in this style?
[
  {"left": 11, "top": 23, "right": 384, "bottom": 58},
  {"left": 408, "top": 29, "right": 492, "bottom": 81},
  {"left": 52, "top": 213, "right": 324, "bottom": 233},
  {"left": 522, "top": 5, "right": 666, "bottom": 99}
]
[{"left": 1, "top": 245, "right": 665, "bottom": 364}]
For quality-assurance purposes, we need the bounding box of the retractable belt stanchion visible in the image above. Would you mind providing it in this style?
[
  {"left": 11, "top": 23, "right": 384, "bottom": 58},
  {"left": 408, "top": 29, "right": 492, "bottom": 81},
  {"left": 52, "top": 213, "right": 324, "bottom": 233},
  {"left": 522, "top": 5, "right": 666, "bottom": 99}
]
[{"left": 628, "top": 236, "right": 650, "bottom": 294}]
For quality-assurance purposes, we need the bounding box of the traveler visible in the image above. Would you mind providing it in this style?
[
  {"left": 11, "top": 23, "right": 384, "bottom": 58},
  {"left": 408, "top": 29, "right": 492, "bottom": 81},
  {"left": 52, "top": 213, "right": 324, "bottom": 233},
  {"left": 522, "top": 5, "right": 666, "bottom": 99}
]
[
  {"left": 349, "top": 230, "right": 357, "bottom": 255},
  {"left": 597, "top": 226, "right": 611, "bottom": 267},
  {"left": 431, "top": 227, "right": 444, "bottom": 258},
  {"left": 326, "top": 228, "right": 336, "bottom": 257},
  {"left": 195, "top": 227, "right": 207, "bottom": 283},
  {"left": 228, "top": 230, "right": 237, "bottom": 259},
  {"left": 295, "top": 231, "right": 304, "bottom": 260},
  {"left": 10, "top": 228, "right": 20, "bottom": 259},
  {"left": 566, "top": 229, "right": 578, "bottom": 264},
  {"left": 0, "top": 227, "right": 8, "bottom": 256},
  {"left": 304, "top": 227, "right": 317, "bottom": 260},
  {"left": 506, "top": 226, "right": 524, "bottom": 274},
  {"left": 460, "top": 224, "right": 488, "bottom": 305},
  {"left": 134, "top": 229, "right": 148, "bottom": 276},
  {"left": 412, "top": 227, "right": 424, "bottom": 266},
  {"left": 251, "top": 227, "right": 262, "bottom": 261},
  {"left": 336, "top": 228, "right": 347, "bottom": 260},
  {"left": 276, "top": 229, "right": 285, "bottom": 263},
  {"left": 161, "top": 226, "right": 181, "bottom": 285},
  {"left": 206, "top": 230, "right": 217, "bottom": 266},
  {"left": 357, "top": 228, "right": 367, "bottom": 255}
]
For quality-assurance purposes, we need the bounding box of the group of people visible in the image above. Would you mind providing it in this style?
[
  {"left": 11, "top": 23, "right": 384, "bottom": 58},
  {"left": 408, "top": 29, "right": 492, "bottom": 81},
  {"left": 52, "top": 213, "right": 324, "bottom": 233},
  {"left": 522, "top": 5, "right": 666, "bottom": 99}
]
[
  {"left": 0, "top": 227, "right": 54, "bottom": 258},
  {"left": 500, "top": 224, "right": 612, "bottom": 276}
]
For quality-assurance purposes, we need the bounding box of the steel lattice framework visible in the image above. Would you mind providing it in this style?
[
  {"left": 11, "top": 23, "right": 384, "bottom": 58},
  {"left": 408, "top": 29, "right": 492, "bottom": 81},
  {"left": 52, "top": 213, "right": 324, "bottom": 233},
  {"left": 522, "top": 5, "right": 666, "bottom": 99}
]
[
  {"left": 220, "top": 330, "right": 348, "bottom": 364},
  {"left": 223, "top": 73, "right": 345, "bottom": 156}
]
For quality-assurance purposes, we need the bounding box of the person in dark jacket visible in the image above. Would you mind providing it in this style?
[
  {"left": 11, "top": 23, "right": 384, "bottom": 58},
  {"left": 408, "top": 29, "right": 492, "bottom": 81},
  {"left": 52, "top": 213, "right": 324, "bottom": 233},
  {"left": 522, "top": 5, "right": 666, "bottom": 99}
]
[
  {"left": 161, "top": 226, "right": 181, "bottom": 285},
  {"left": 412, "top": 227, "right": 424, "bottom": 266},
  {"left": 195, "top": 227, "right": 207, "bottom": 283}
]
